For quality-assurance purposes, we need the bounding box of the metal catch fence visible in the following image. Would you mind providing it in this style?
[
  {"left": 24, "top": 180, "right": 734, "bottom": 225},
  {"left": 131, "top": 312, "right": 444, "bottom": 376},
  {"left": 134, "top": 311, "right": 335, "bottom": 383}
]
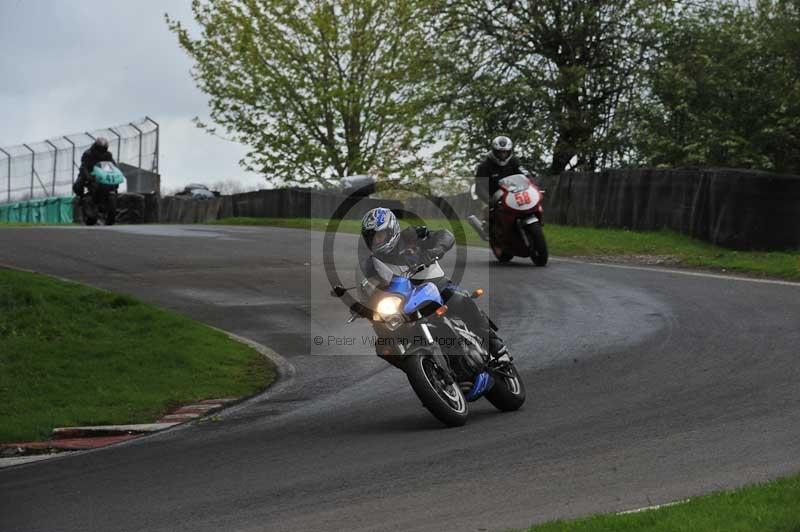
[{"left": 0, "top": 117, "right": 159, "bottom": 203}]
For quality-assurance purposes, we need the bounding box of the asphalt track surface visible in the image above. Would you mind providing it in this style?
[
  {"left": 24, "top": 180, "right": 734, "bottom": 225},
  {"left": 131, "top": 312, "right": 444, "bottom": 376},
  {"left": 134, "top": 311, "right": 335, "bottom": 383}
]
[{"left": 1, "top": 224, "right": 799, "bottom": 532}]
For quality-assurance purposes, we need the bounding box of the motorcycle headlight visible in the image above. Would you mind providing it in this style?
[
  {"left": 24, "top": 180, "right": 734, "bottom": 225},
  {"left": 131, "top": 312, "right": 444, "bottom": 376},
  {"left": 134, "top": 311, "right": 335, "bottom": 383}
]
[{"left": 376, "top": 296, "right": 403, "bottom": 320}]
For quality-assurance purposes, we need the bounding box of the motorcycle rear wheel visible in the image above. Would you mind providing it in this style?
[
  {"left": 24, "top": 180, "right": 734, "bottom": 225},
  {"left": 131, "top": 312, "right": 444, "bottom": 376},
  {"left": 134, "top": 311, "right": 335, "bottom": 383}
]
[
  {"left": 486, "top": 363, "right": 526, "bottom": 411},
  {"left": 405, "top": 352, "right": 468, "bottom": 427},
  {"left": 490, "top": 241, "right": 514, "bottom": 263}
]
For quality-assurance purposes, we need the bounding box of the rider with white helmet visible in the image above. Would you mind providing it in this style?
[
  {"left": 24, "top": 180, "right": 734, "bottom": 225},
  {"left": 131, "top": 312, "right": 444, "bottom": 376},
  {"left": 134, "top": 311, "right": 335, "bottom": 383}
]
[
  {"left": 474, "top": 135, "right": 535, "bottom": 204},
  {"left": 358, "top": 207, "right": 509, "bottom": 359}
]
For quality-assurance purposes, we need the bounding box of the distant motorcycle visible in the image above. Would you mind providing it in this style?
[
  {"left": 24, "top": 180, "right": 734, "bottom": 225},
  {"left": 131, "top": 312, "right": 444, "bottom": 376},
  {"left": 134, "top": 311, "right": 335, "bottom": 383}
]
[
  {"left": 81, "top": 162, "right": 124, "bottom": 226},
  {"left": 468, "top": 174, "right": 548, "bottom": 266},
  {"left": 333, "top": 256, "right": 526, "bottom": 427}
]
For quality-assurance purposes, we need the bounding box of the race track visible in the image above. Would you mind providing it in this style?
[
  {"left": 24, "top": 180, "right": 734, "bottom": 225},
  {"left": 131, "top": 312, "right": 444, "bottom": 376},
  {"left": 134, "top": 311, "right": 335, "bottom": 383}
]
[{"left": 1, "top": 224, "right": 799, "bottom": 532}]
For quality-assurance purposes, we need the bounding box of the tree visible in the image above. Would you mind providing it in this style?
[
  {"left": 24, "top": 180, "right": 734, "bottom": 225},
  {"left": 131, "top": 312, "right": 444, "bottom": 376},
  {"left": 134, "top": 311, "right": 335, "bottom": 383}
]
[
  {"left": 167, "top": 0, "right": 439, "bottom": 187},
  {"left": 436, "top": 0, "right": 674, "bottom": 176},
  {"left": 633, "top": 0, "right": 800, "bottom": 174}
]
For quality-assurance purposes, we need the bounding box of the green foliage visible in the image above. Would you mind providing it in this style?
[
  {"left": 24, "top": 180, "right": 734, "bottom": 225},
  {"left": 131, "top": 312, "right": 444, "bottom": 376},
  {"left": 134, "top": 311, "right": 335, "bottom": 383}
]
[
  {"left": 166, "top": 0, "right": 440, "bottom": 186},
  {"left": 634, "top": 0, "right": 800, "bottom": 174},
  {"left": 167, "top": 0, "right": 800, "bottom": 182},
  {"left": 435, "top": 0, "right": 674, "bottom": 176}
]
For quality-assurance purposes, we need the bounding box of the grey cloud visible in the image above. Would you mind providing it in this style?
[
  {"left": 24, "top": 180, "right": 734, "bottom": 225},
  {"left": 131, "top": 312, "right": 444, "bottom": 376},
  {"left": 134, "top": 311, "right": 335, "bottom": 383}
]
[{"left": 0, "top": 0, "right": 263, "bottom": 190}]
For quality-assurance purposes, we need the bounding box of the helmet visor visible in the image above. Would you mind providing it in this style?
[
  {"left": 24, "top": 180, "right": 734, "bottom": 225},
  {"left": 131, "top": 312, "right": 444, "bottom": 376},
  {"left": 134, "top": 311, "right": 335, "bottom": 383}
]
[
  {"left": 496, "top": 149, "right": 511, "bottom": 162},
  {"left": 372, "top": 228, "right": 391, "bottom": 248}
]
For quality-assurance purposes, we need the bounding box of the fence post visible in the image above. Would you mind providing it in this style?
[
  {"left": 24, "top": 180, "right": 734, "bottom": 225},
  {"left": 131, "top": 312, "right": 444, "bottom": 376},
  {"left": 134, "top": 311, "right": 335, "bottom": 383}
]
[
  {"left": 0, "top": 147, "right": 10, "bottom": 203},
  {"left": 145, "top": 116, "right": 159, "bottom": 173},
  {"left": 44, "top": 140, "right": 58, "bottom": 196},
  {"left": 130, "top": 122, "right": 143, "bottom": 168},
  {"left": 63, "top": 136, "right": 76, "bottom": 184},
  {"left": 22, "top": 144, "right": 35, "bottom": 199},
  {"left": 109, "top": 127, "right": 122, "bottom": 163}
]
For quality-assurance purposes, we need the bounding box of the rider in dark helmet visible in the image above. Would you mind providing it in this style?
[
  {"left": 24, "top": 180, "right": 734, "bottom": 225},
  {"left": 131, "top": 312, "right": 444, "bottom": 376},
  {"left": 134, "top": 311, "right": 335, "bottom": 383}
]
[
  {"left": 73, "top": 137, "right": 116, "bottom": 197},
  {"left": 357, "top": 207, "right": 509, "bottom": 360},
  {"left": 474, "top": 135, "right": 537, "bottom": 204}
]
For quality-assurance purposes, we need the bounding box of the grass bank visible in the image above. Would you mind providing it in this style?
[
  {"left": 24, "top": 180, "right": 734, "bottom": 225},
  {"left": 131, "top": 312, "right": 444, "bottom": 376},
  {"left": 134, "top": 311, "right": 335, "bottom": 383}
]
[
  {"left": 212, "top": 217, "right": 799, "bottom": 280},
  {"left": 524, "top": 473, "right": 800, "bottom": 531},
  {"left": 0, "top": 268, "right": 275, "bottom": 443}
]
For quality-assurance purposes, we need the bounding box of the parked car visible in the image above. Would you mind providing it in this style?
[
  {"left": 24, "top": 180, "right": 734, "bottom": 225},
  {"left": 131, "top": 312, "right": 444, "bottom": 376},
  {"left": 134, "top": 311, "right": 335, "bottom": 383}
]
[{"left": 175, "top": 183, "right": 220, "bottom": 200}]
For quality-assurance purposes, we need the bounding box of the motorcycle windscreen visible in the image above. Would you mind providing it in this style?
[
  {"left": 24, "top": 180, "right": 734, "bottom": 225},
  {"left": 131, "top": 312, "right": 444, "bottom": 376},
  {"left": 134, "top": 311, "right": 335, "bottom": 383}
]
[
  {"left": 91, "top": 162, "right": 125, "bottom": 186},
  {"left": 498, "top": 174, "right": 532, "bottom": 192}
]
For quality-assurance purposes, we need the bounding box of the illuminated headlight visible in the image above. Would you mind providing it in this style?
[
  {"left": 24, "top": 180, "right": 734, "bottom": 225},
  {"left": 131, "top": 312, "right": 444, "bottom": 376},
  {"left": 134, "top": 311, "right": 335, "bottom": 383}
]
[
  {"left": 376, "top": 296, "right": 402, "bottom": 318},
  {"left": 374, "top": 296, "right": 404, "bottom": 330}
]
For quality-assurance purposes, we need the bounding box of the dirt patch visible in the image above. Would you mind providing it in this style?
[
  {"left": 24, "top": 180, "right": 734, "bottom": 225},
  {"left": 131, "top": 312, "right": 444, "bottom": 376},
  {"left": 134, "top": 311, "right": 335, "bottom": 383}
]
[{"left": 568, "top": 254, "right": 683, "bottom": 266}]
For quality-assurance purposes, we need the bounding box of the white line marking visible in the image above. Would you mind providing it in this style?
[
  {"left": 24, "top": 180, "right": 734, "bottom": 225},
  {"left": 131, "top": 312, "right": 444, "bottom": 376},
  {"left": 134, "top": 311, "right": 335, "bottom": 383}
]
[
  {"left": 617, "top": 498, "right": 690, "bottom": 515},
  {"left": 552, "top": 258, "right": 800, "bottom": 288}
]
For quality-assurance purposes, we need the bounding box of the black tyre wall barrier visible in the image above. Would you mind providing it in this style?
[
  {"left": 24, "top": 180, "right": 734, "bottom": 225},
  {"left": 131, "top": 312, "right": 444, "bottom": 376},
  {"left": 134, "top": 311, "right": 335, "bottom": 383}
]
[
  {"left": 147, "top": 168, "right": 799, "bottom": 250},
  {"left": 541, "top": 168, "right": 800, "bottom": 251}
]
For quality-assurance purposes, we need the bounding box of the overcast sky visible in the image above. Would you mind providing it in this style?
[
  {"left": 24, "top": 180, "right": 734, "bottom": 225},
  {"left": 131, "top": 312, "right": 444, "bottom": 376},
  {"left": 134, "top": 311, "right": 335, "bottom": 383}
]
[{"left": 0, "top": 0, "right": 265, "bottom": 191}]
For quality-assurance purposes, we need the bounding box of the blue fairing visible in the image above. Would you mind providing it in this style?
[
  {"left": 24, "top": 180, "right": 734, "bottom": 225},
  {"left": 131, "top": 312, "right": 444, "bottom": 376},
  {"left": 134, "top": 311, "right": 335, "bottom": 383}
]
[{"left": 386, "top": 277, "right": 443, "bottom": 314}]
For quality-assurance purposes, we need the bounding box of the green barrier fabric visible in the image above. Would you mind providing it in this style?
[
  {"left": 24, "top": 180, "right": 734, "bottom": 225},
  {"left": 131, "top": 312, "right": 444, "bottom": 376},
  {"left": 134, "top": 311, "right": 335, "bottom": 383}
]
[{"left": 0, "top": 196, "right": 74, "bottom": 224}]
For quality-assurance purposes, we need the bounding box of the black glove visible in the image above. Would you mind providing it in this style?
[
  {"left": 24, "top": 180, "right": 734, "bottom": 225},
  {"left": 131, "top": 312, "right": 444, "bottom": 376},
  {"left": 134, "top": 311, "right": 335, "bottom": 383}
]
[{"left": 423, "top": 246, "right": 443, "bottom": 263}]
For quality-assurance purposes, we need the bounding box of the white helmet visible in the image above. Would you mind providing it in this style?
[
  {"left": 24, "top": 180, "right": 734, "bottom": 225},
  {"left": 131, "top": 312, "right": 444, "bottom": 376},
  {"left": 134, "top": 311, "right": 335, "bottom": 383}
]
[
  {"left": 361, "top": 208, "right": 401, "bottom": 254},
  {"left": 489, "top": 136, "right": 513, "bottom": 166}
]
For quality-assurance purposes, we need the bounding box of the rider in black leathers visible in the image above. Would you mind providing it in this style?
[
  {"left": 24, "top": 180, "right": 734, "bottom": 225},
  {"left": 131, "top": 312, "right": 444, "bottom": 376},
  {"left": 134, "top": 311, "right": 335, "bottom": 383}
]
[
  {"left": 474, "top": 135, "right": 539, "bottom": 204},
  {"left": 73, "top": 137, "right": 116, "bottom": 197},
  {"left": 357, "top": 207, "right": 508, "bottom": 359}
]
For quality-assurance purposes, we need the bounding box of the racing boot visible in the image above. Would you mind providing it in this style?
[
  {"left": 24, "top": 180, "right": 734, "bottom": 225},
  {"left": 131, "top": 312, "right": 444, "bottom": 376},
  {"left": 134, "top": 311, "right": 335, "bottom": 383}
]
[{"left": 486, "top": 328, "right": 512, "bottom": 363}]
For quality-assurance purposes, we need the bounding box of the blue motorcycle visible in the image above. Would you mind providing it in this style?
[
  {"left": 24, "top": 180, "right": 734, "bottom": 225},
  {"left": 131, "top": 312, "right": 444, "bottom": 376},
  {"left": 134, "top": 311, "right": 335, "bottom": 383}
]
[{"left": 333, "top": 256, "right": 526, "bottom": 427}]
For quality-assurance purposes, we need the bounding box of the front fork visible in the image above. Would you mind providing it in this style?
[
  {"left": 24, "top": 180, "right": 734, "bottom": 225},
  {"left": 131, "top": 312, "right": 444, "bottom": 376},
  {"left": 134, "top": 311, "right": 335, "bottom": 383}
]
[
  {"left": 516, "top": 207, "right": 543, "bottom": 247},
  {"left": 375, "top": 322, "right": 455, "bottom": 385}
]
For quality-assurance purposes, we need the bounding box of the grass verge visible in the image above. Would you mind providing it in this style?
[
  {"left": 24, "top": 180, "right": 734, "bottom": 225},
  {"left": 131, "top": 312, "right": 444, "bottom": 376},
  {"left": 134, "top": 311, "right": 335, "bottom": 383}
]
[
  {"left": 0, "top": 268, "right": 275, "bottom": 443},
  {"left": 212, "top": 217, "right": 800, "bottom": 280},
  {"left": 523, "top": 473, "right": 800, "bottom": 531}
]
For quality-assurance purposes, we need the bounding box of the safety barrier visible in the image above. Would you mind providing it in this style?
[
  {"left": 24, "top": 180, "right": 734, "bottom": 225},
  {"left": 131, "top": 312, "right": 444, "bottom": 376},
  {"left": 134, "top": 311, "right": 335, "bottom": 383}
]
[
  {"left": 0, "top": 197, "right": 74, "bottom": 224},
  {"left": 541, "top": 168, "right": 800, "bottom": 251}
]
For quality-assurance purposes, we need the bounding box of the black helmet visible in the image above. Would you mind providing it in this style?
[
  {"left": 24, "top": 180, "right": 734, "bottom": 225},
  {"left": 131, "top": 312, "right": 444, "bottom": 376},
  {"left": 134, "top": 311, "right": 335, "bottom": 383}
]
[
  {"left": 93, "top": 137, "right": 109, "bottom": 153},
  {"left": 489, "top": 136, "right": 513, "bottom": 166}
]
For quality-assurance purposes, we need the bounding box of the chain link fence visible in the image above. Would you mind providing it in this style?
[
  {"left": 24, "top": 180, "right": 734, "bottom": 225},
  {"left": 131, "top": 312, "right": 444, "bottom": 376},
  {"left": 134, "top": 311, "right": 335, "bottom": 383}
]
[{"left": 0, "top": 117, "right": 159, "bottom": 203}]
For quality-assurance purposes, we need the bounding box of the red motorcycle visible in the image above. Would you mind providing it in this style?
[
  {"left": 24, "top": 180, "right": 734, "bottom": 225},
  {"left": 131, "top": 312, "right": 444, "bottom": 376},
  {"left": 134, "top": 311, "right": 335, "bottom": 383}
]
[{"left": 468, "top": 174, "right": 548, "bottom": 266}]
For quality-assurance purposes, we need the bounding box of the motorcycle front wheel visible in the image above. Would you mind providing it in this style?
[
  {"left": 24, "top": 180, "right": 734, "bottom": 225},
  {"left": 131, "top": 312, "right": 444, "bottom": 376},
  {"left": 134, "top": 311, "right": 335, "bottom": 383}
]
[
  {"left": 524, "top": 222, "right": 548, "bottom": 266},
  {"left": 81, "top": 197, "right": 98, "bottom": 226},
  {"left": 104, "top": 194, "right": 118, "bottom": 226},
  {"left": 405, "top": 352, "right": 468, "bottom": 427}
]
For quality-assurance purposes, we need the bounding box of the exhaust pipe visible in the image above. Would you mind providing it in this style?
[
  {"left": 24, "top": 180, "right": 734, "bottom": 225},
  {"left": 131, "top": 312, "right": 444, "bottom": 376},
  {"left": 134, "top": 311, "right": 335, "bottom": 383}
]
[{"left": 467, "top": 215, "right": 489, "bottom": 241}]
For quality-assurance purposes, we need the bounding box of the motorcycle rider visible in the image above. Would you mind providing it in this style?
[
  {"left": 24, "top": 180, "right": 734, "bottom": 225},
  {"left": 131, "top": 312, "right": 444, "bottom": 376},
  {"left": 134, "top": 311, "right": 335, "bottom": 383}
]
[
  {"left": 474, "top": 135, "right": 537, "bottom": 205},
  {"left": 73, "top": 137, "right": 116, "bottom": 197},
  {"left": 357, "top": 207, "right": 509, "bottom": 360}
]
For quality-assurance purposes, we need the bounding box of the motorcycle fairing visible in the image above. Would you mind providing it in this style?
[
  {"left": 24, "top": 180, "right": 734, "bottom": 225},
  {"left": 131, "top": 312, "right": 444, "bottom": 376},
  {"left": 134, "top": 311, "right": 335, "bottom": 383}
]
[
  {"left": 465, "top": 371, "right": 493, "bottom": 401},
  {"left": 385, "top": 277, "right": 444, "bottom": 315},
  {"left": 91, "top": 162, "right": 125, "bottom": 186}
]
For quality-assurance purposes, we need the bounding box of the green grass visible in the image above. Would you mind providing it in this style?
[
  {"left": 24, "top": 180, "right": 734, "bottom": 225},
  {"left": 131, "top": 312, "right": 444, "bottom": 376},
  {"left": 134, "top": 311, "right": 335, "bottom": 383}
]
[
  {"left": 0, "top": 269, "right": 275, "bottom": 443},
  {"left": 523, "top": 473, "right": 800, "bottom": 532},
  {"left": 212, "top": 217, "right": 800, "bottom": 280}
]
